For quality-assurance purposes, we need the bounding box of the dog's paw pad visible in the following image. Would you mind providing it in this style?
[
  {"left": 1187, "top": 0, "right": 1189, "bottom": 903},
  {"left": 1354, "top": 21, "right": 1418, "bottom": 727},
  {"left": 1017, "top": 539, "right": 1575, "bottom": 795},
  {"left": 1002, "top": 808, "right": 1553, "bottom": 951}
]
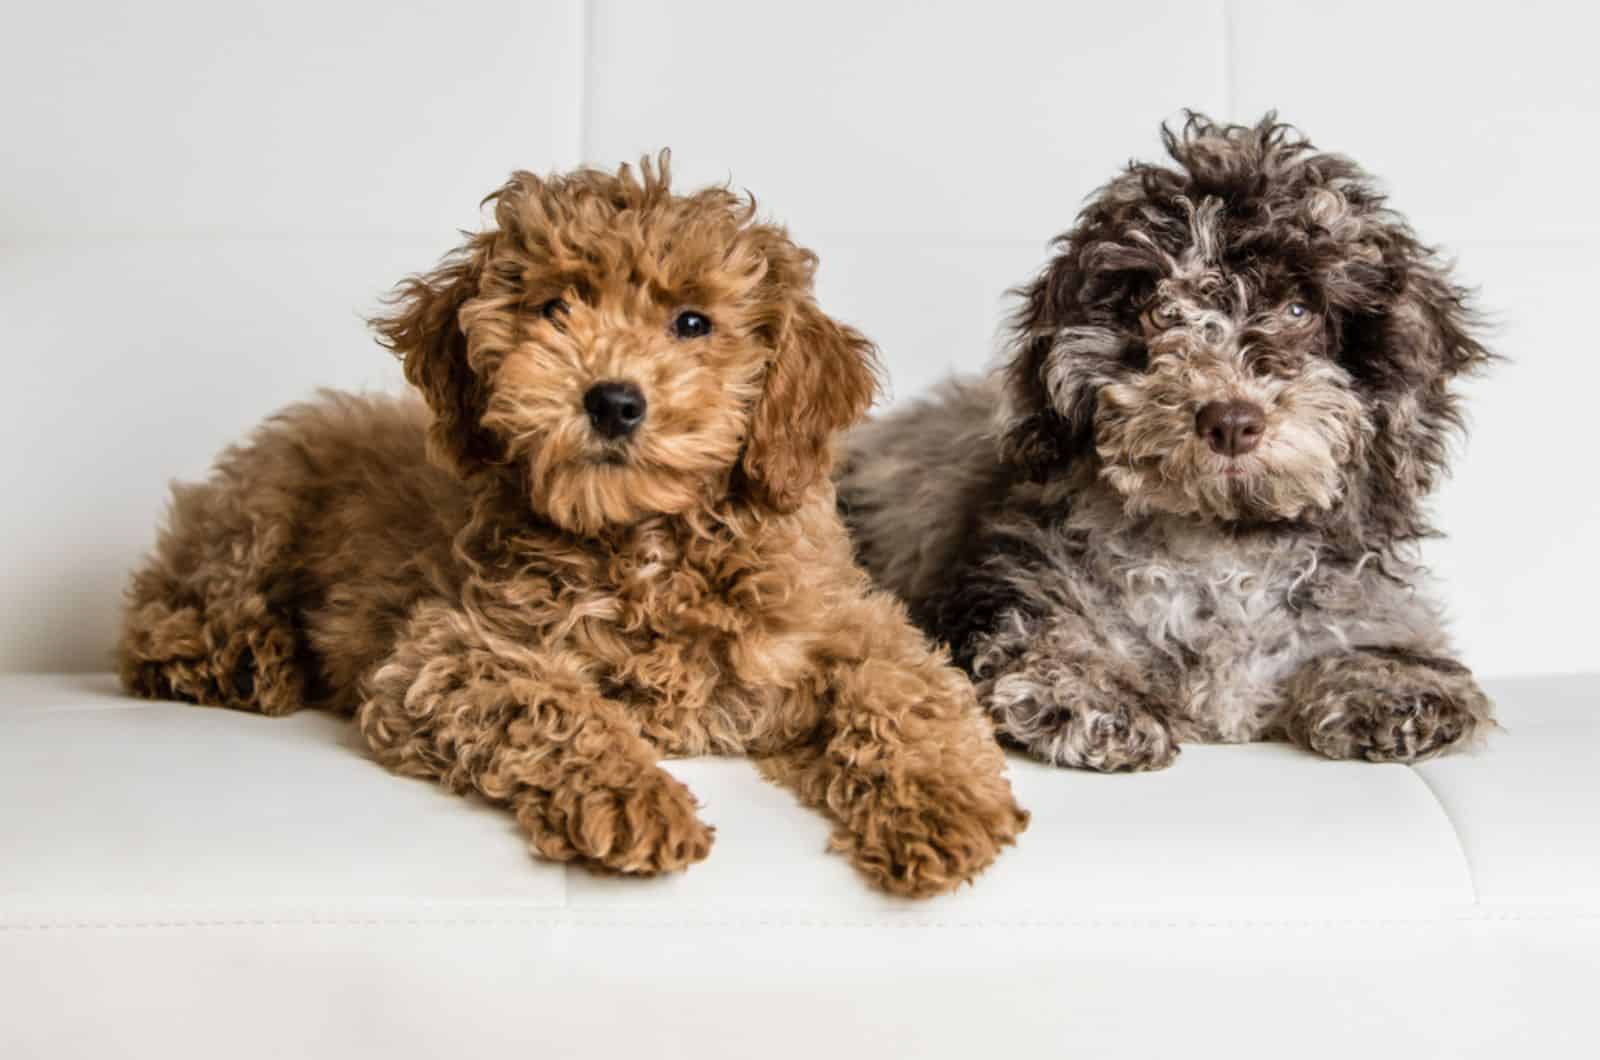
[
  {"left": 1017, "top": 700, "right": 1177, "bottom": 773},
  {"left": 545, "top": 770, "right": 715, "bottom": 876},
  {"left": 844, "top": 776, "right": 1029, "bottom": 899}
]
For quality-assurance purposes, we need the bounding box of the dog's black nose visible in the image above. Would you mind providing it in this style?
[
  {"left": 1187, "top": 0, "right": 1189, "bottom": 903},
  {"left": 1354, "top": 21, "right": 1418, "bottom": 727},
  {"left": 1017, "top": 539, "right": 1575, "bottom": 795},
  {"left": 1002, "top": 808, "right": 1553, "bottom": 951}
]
[
  {"left": 1196, "top": 400, "right": 1265, "bottom": 457},
  {"left": 583, "top": 381, "right": 647, "bottom": 438}
]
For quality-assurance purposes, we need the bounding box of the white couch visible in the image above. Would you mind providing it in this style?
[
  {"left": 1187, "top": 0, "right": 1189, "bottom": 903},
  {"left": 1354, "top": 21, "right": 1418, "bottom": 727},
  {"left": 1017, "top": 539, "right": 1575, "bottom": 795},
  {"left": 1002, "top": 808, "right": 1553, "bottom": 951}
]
[{"left": 3, "top": 671, "right": 1595, "bottom": 1058}]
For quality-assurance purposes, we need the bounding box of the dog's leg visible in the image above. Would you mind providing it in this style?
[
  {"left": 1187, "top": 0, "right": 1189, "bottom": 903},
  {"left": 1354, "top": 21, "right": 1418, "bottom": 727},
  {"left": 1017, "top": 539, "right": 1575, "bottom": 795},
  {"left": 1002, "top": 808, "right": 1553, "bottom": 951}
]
[
  {"left": 1276, "top": 647, "right": 1494, "bottom": 762},
  {"left": 968, "top": 609, "right": 1179, "bottom": 772},
  {"left": 119, "top": 481, "right": 307, "bottom": 715},
  {"left": 360, "top": 604, "right": 713, "bottom": 876},
  {"left": 759, "top": 593, "right": 1028, "bottom": 898}
]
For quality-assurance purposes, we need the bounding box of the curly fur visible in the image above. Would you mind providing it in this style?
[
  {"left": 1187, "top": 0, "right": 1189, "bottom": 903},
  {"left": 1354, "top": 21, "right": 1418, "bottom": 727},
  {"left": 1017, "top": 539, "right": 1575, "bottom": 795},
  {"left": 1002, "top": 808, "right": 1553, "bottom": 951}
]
[
  {"left": 839, "top": 115, "right": 1497, "bottom": 771},
  {"left": 118, "top": 154, "right": 1026, "bottom": 895}
]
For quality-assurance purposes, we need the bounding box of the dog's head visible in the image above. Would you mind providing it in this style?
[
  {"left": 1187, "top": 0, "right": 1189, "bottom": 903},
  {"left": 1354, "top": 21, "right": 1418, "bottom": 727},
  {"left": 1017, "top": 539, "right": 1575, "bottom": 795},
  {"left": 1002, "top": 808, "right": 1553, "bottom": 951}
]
[
  {"left": 1000, "top": 114, "right": 1491, "bottom": 542},
  {"left": 372, "top": 153, "right": 878, "bottom": 534}
]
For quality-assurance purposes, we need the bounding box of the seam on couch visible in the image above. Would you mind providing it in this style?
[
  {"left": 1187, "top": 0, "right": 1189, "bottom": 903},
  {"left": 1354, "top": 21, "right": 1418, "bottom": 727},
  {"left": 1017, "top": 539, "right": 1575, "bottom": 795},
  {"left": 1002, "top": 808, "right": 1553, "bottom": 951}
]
[
  {"left": 1407, "top": 763, "right": 1479, "bottom": 904},
  {"left": 576, "top": 0, "right": 593, "bottom": 164},
  {"left": 4, "top": 912, "right": 1596, "bottom": 932}
]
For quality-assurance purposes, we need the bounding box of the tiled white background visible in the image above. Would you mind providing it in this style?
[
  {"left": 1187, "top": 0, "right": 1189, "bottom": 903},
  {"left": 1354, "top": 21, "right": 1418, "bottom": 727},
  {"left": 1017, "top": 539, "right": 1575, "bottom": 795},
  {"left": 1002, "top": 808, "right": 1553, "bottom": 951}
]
[{"left": 2, "top": 1, "right": 1595, "bottom": 677}]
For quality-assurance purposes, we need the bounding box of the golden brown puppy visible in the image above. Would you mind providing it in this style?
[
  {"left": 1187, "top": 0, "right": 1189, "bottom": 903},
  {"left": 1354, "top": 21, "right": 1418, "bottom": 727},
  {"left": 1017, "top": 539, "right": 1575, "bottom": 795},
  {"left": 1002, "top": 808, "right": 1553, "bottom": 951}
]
[{"left": 118, "top": 155, "right": 1027, "bottom": 897}]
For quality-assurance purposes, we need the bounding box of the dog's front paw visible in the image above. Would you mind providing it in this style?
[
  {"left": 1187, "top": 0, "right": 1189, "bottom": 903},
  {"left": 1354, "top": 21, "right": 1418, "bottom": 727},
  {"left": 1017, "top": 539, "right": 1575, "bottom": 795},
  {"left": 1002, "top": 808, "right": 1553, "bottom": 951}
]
[
  {"left": 989, "top": 674, "right": 1178, "bottom": 772},
  {"left": 1282, "top": 649, "right": 1493, "bottom": 763},
  {"left": 521, "top": 766, "right": 714, "bottom": 876},
  {"left": 837, "top": 771, "right": 1029, "bottom": 899}
]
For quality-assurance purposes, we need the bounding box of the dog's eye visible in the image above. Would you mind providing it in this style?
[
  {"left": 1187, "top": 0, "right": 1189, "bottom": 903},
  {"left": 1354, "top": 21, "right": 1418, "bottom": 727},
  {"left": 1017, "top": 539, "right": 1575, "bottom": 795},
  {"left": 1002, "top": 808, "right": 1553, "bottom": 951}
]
[
  {"left": 1286, "top": 301, "right": 1311, "bottom": 321},
  {"left": 671, "top": 310, "right": 713, "bottom": 339},
  {"left": 540, "top": 298, "right": 569, "bottom": 323}
]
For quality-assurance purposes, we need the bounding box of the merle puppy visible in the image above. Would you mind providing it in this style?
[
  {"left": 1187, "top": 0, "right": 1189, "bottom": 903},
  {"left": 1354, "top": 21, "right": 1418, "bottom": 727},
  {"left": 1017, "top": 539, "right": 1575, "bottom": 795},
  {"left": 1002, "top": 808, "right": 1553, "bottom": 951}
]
[{"left": 839, "top": 114, "right": 1495, "bottom": 771}]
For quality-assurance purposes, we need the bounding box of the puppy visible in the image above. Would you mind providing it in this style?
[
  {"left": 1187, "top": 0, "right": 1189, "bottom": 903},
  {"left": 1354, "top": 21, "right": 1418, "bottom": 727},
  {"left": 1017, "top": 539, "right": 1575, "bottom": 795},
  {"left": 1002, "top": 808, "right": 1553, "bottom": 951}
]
[
  {"left": 839, "top": 115, "right": 1495, "bottom": 771},
  {"left": 119, "top": 155, "right": 1026, "bottom": 895}
]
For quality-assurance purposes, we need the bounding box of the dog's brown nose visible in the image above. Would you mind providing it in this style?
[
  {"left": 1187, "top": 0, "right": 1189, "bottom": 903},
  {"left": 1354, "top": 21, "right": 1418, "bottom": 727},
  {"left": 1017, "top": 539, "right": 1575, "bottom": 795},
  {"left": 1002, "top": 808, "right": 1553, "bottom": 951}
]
[
  {"left": 584, "top": 381, "right": 647, "bottom": 438},
  {"left": 1195, "top": 400, "right": 1265, "bottom": 457}
]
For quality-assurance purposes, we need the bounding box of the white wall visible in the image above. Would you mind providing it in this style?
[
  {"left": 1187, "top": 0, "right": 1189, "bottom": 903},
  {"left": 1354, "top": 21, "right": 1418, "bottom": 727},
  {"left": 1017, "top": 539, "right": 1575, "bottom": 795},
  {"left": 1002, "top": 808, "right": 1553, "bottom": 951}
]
[{"left": 2, "top": 1, "right": 1595, "bottom": 678}]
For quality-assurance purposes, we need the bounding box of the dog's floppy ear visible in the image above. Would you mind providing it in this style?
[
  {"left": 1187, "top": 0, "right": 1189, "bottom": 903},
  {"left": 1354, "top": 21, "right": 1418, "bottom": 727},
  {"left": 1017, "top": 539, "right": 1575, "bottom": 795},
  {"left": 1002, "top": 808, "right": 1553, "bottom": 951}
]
[
  {"left": 997, "top": 247, "right": 1102, "bottom": 477},
  {"left": 371, "top": 234, "right": 499, "bottom": 476},
  {"left": 740, "top": 249, "right": 880, "bottom": 512},
  {"left": 1342, "top": 234, "right": 1493, "bottom": 541}
]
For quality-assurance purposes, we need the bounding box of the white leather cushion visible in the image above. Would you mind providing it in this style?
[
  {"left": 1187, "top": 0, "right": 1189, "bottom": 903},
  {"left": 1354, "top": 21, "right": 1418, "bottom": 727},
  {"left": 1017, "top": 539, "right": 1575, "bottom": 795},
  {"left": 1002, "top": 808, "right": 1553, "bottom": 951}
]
[{"left": 2, "top": 673, "right": 1596, "bottom": 1058}]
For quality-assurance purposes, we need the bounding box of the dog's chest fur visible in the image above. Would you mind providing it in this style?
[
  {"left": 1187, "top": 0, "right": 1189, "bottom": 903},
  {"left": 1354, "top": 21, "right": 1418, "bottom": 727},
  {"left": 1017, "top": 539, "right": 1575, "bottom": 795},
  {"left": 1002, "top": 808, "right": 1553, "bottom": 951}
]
[
  {"left": 535, "top": 516, "right": 827, "bottom": 755},
  {"left": 999, "top": 486, "right": 1441, "bottom": 742},
  {"left": 1092, "top": 520, "right": 1337, "bottom": 739}
]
